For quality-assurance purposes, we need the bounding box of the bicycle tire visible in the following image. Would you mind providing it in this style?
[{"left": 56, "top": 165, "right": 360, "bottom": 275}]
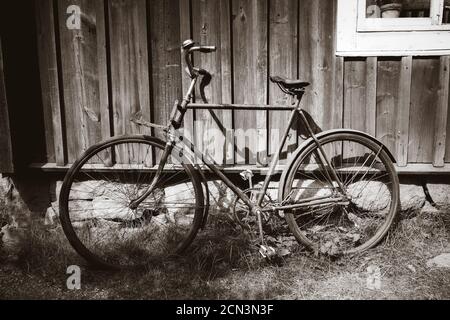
[
  {"left": 59, "top": 135, "right": 204, "bottom": 269},
  {"left": 280, "top": 132, "right": 400, "bottom": 255}
]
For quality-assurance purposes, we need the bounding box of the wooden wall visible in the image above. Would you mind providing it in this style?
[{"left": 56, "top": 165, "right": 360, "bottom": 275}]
[
  {"left": 0, "top": 36, "right": 14, "bottom": 173},
  {"left": 31, "top": 0, "right": 450, "bottom": 171}
]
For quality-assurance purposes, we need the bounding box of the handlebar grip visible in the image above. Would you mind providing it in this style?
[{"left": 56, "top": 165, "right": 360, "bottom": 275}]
[{"left": 199, "top": 46, "right": 217, "bottom": 53}]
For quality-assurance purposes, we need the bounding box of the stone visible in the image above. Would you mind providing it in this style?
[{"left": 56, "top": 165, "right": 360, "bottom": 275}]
[
  {"left": 92, "top": 197, "right": 131, "bottom": 220},
  {"left": 206, "top": 180, "right": 236, "bottom": 211},
  {"left": 65, "top": 200, "right": 94, "bottom": 221},
  {"left": 0, "top": 225, "right": 26, "bottom": 258},
  {"left": 425, "top": 184, "right": 450, "bottom": 207},
  {"left": 346, "top": 181, "right": 391, "bottom": 212},
  {"left": 399, "top": 184, "right": 426, "bottom": 212},
  {"left": 44, "top": 206, "right": 58, "bottom": 226},
  {"left": 427, "top": 253, "right": 450, "bottom": 268},
  {"left": 283, "top": 179, "right": 333, "bottom": 208},
  {"left": 0, "top": 175, "right": 31, "bottom": 256},
  {"left": 54, "top": 180, "right": 107, "bottom": 201}
]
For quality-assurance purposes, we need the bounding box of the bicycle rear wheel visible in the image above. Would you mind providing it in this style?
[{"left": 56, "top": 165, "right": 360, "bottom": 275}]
[
  {"left": 281, "top": 132, "right": 399, "bottom": 255},
  {"left": 59, "top": 135, "right": 204, "bottom": 269}
]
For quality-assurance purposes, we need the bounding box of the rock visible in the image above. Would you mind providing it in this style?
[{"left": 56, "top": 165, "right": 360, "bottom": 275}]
[
  {"left": 206, "top": 180, "right": 236, "bottom": 211},
  {"left": 55, "top": 180, "right": 108, "bottom": 201},
  {"left": 0, "top": 175, "right": 30, "bottom": 229},
  {"left": 406, "top": 264, "right": 416, "bottom": 273},
  {"left": 427, "top": 253, "right": 450, "bottom": 268},
  {"left": 400, "top": 184, "right": 426, "bottom": 212},
  {"left": 0, "top": 225, "right": 26, "bottom": 257},
  {"left": 347, "top": 181, "right": 390, "bottom": 212},
  {"left": 44, "top": 206, "right": 58, "bottom": 226},
  {"left": 65, "top": 200, "right": 94, "bottom": 221},
  {"left": 420, "top": 201, "right": 440, "bottom": 214},
  {"left": 289, "top": 179, "right": 333, "bottom": 200},
  {"left": 92, "top": 197, "right": 131, "bottom": 220},
  {"left": 425, "top": 184, "right": 450, "bottom": 207}
]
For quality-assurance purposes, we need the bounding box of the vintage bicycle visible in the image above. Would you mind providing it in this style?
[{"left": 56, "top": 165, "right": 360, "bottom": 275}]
[{"left": 59, "top": 39, "right": 400, "bottom": 269}]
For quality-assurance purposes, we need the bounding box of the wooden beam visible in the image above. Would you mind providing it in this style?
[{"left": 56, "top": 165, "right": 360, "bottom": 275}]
[
  {"left": 58, "top": 0, "right": 110, "bottom": 163},
  {"left": 149, "top": 0, "right": 182, "bottom": 136},
  {"left": 35, "top": 0, "right": 65, "bottom": 165},
  {"left": 409, "top": 57, "right": 440, "bottom": 163},
  {"left": 333, "top": 56, "right": 344, "bottom": 129},
  {"left": 269, "top": 0, "right": 298, "bottom": 163},
  {"left": 396, "top": 56, "right": 412, "bottom": 167},
  {"left": 179, "top": 0, "right": 194, "bottom": 157},
  {"left": 232, "top": 0, "right": 268, "bottom": 164},
  {"left": 433, "top": 56, "right": 450, "bottom": 167},
  {"left": 366, "top": 57, "right": 377, "bottom": 136},
  {"left": 191, "top": 0, "right": 233, "bottom": 165},
  {"left": 219, "top": 0, "right": 234, "bottom": 165},
  {"left": 108, "top": 0, "right": 151, "bottom": 164},
  {"left": 29, "top": 162, "right": 450, "bottom": 175}
]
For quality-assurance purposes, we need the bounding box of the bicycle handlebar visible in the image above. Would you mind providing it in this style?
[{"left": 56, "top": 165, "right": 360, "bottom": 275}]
[{"left": 182, "top": 39, "right": 216, "bottom": 78}]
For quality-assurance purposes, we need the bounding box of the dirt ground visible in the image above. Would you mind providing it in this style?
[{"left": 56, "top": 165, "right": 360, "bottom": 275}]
[{"left": 1, "top": 203, "right": 450, "bottom": 300}]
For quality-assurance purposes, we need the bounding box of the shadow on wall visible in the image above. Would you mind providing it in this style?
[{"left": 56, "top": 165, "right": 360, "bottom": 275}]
[{"left": 0, "top": 1, "right": 48, "bottom": 170}]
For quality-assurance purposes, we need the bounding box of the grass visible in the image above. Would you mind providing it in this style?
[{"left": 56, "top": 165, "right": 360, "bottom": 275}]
[{"left": 1, "top": 204, "right": 450, "bottom": 299}]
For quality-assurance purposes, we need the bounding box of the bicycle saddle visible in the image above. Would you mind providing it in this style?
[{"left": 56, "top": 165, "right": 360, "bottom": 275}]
[{"left": 270, "top": 76, "right": 310, "bottom": 91}]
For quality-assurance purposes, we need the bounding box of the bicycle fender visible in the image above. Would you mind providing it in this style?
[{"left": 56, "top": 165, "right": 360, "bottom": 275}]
[{"left": 278, "top": 129, "right": 396, "bottom": 203}]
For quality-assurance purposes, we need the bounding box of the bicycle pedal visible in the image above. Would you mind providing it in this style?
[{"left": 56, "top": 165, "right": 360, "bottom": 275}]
[{"left": 259, "top": 245, "right": 276, "bottom": 259}]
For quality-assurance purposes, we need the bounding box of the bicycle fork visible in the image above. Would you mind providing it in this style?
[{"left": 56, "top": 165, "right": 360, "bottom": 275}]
[
  {"left": 129, "top": 139, "right": 175, "bottom": 210},
  {"left": 297, "top": 109, "right": 347, "bottom": 195}
]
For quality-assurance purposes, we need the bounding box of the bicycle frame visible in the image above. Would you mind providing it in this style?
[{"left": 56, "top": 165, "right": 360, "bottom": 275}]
[{"left": 130, "top": 75, "right": 347, "bottom": 219}]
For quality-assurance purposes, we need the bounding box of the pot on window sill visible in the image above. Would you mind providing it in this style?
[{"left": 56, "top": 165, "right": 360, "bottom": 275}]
[{"left": 380, "top": 3, "right": 403, "bottom": 18}]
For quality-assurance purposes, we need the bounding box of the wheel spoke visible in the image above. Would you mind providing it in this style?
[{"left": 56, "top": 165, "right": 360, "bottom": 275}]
[
  {"left": 283, "top": 134, "right": 398, "bottom": 255},
  {"left": 60, "top": 138, "right": 202, "bottom": 269}
]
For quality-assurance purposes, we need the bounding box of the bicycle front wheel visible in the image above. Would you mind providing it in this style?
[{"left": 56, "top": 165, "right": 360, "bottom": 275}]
[
  {"left": 281, "top": 132, "right": 399, "bottom": 255},
  {"left": 59, "top": 135, "right": 204, "bottom": 269}
]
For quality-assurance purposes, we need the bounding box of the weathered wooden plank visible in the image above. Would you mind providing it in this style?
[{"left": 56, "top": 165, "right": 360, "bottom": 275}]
[
  {"left": 178, "top": 0, "right": 195, "bottom": 160},
  {"left": 29, "top": 161, "right": 450, "bottom": 175},
  {"left": 0, "top": 37, "right": 14, "bottom": 173},
  {"left": 409, "top": 57, "right": 440, "bottom": 163},
  {"left": 232, "top": 0, "right": 268, "bottom": 164},
  {"left": 434, "top": 56, "right": 450, "bottom": 167},
  {"left": 333, "top": 56, "right": 344, "bottom": 130},
  {"left": 58, "top": 0, "right": 110, "bottom": 163},
  {"left": 299, "top": 0, "right": 336, "bottom": 132},
  {"left": 149, "top": 0, "right": 182, "bottom": 143},
  {"left": 109, "top": 0, "right": 152, "bottom": 163},
  {"left": 446, "top": 58, "right": 450, "bottom": 162},
  {"left": 219, "top": 0, "right": 234, "bottom": 165},
  {"left": 331, "top": 0, "right": 344, "bottom": 131},
  {"left": 96, "top": 0, "right": 112, "bottom": 147},
  {"left": 396, "top": 56, "right": 412, "bottom": 166},
  {"left": 344, "top": 59, "right": 367, "bottom": 157},
  {"left": 344, "top": 59, "right": 367, "bottom": 132},
  {"left": 35, "top": 0, "right": 65, "bottom": 165},
  {"left": 376, "top": 58, "right": 401, "bottom": 161},
  {"left": 191, "top": 0, "right": 233, "bottom": 165},
  {"left": 268, "top": 0, "right": 298, "bottom": 163},
  {"left": 365, "top": 57, "right": 377, "bottom": 136}
]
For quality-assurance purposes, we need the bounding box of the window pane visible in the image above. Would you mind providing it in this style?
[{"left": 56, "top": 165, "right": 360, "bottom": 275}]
[
  {"left": 366, "top": 0, "right": 431, "bottom": 18},
  {"left": 444, "top": 0, "right": 450, "bottom": 23}
]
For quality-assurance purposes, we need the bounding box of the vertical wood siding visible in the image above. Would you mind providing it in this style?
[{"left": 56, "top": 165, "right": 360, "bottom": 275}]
[{"left": 33, "top": 0, "right": 450, "bottom": 169}]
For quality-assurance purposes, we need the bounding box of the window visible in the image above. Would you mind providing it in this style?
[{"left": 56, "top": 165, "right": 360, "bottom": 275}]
[{"left": 337, "top": 0, "right": 450, "bottom": 56}]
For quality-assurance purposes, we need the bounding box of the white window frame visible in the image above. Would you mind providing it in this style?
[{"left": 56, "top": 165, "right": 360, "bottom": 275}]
[{"left": 337, "top": 0, "right": 450, "bottom": 56}]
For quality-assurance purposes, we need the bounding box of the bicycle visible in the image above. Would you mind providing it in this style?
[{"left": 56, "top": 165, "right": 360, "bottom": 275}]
[{"left": 59, "top": 39, "right": 400, "bottom": 269}]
